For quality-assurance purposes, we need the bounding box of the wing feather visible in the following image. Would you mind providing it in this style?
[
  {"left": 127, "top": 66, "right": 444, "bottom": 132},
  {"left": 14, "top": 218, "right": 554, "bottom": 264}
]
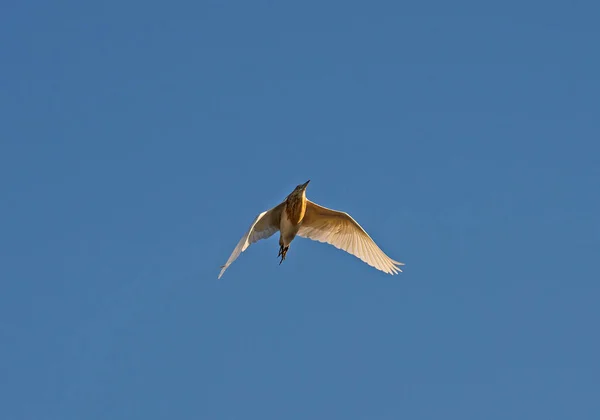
[
  {"left": 298, "top": 200, "right": 404, "bottom": 275},
  {"left": 218, "top": 202, "right": 284, "bottom": 279}
]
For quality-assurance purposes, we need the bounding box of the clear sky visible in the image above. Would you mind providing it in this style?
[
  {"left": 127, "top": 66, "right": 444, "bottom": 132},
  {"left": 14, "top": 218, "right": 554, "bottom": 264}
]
[{"left": 1, "top": 1, "right": 599, "bottom": 419}]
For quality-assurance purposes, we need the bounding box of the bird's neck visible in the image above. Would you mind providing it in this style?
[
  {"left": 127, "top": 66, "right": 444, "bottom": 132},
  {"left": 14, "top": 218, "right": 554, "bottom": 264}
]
[{"left": 285, "top": 191, "right": 307, "bottom": 225}]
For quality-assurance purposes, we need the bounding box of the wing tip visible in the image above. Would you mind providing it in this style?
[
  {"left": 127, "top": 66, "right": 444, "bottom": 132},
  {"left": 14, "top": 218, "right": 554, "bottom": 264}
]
[
  {"left": 218, "top": 265, "right": 227, "bottom": 279},
  {"left": 387, "top": 261, "right": 405, "bottom": 275}
]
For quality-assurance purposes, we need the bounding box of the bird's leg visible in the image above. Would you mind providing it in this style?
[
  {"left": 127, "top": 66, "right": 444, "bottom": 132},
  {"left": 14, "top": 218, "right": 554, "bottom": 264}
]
[{"left": 278, "top": 245, "right": 289, "bottom": 264}]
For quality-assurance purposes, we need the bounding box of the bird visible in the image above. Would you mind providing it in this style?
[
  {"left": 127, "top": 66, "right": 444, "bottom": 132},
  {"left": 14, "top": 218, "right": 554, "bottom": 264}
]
[{"left": 217, "top": 180, "right": 404, "bottom": 279}]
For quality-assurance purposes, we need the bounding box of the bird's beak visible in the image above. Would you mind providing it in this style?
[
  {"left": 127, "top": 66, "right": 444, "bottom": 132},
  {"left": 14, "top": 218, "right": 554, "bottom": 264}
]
[{"left": 302, "top": 180, "right": 310, "bottom": 189}]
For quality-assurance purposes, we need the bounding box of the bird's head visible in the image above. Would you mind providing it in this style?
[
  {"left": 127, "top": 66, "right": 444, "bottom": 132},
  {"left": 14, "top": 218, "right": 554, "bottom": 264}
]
[
  {"left": 296, "top": 180, "right": 310, "bottom": 191},
  {"left": 288, "top": 180, "right": 310, "bottom": 199}
]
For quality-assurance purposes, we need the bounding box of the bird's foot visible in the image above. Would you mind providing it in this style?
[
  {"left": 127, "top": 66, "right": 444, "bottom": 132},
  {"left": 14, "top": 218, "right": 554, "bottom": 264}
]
[{"left": 278, "top": 245, "right": 289, "bottom": 265}]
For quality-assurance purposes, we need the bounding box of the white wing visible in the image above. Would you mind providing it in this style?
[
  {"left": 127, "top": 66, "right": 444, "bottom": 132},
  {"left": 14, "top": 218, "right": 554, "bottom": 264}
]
[
  {"left": 298, "top": 200, "right": 404, "bottom": 275},
  {"left": 218, "top": 202, "right": 284, "bottom": 279}
]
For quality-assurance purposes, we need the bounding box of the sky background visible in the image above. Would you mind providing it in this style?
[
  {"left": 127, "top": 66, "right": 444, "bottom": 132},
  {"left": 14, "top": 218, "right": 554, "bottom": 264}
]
[{"left": 1, "top": 1, "right": 599, "bottom": 419}]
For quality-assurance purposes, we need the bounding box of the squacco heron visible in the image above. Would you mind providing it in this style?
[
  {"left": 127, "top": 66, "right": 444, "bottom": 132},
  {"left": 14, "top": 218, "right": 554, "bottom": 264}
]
[{"left": 218, "top": 180, "right": 404, "bottom": 279}]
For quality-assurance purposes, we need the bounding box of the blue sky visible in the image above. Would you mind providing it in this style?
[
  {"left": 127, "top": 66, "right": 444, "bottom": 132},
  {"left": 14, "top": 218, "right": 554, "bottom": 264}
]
[{"left": 1, "top": 1, "right": 599, "bottom": 419}]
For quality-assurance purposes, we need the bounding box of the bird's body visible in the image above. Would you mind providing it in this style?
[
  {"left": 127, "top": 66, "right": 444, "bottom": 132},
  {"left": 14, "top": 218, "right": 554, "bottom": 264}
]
[
  {"left": 279, "top": 209, "right": 300, "bottom": 247},
  {"left": 278, "top": 184, "right": 308, "bottom": 257},
  {"left": 218, "top": 180, "right": 404, "bottom": 279}
]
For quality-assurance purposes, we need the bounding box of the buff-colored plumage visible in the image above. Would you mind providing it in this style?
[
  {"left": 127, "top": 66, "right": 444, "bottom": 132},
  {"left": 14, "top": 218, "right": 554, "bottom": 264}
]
[{"left": 218, "top": 180, "right": 404, "bottom": 279}]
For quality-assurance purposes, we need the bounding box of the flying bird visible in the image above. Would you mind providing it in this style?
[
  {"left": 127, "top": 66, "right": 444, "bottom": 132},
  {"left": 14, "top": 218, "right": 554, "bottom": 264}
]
[{"left": 218, "top": 180, "right": 404, "bottom": 279}]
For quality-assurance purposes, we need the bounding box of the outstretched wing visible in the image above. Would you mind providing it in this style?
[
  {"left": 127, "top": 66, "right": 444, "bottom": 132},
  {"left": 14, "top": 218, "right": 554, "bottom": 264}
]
[
  {"left": 218, "top": 202, "right": 284, "bottom": 279},
  {"left": 298, "top": 200, "right": 404, "bottom": 275}
]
